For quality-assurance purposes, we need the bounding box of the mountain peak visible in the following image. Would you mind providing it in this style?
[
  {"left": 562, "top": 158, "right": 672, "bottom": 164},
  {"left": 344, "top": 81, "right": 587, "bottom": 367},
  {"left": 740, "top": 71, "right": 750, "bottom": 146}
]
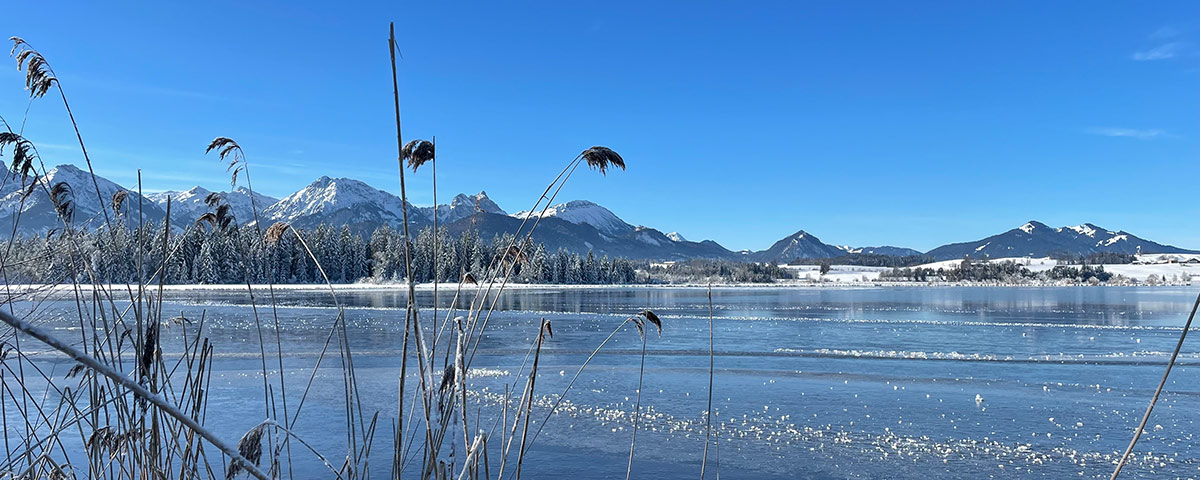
[
  {"left": 926, "top": 220, "right": 1198, "bottom": 260},
  {"left": 1017, "top": 221, "right": 1051, "bottom": 234},
  {"left": 751, "top": 229, "right": 842, "bottom": 262},
  {"left": 514, "top": 199, "right": 633, "bottom": 236},
  {"left": 438, "top": 190, "right": 506, "bottom": 223}
]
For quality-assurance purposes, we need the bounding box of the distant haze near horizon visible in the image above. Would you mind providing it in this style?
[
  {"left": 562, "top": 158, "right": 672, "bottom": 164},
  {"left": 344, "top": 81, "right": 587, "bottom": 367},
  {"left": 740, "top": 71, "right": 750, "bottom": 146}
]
[{"left": 1, "top": 1, "right": 1199, "bottom": 252}]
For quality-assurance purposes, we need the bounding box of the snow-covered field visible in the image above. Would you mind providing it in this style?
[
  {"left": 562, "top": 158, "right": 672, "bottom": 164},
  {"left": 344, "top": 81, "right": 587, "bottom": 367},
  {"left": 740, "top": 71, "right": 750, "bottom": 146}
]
[
  {"left": 911, "top": 256, "right": 1195, "bottom": 283},
  {"left": 781, "top": 264, "right": 890, "bottom": 282},
  {"left": 8, "top": 256, "right": 1196, "bottom": 294}
]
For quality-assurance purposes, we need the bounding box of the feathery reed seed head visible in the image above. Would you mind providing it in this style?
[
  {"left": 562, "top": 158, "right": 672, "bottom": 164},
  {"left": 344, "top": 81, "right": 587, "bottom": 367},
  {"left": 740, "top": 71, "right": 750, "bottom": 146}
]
[
  {"left": 401, "top": 139, "right": 435, "bottom": 172},
  {"left": 49, "top": 181, "right": 73, "bottom": 223},
  {"left": 10, "top": 37, "right": 56, "bottom": 98},
  {"left": 206, "top": 137, "right": 246, "bottom": 188},
  {"left": 227, "top": 423, "right": 266, "bottom": 480},
  {"left": 0, "top": 132, "right": 39, "bottom": 183},
  {"left": 204, "top": 192, "right": 222, "bottom": 207},
  {"left": 264, "top": 222, "right": 291, "bottom": 245},
  {"left": 110, "top": 190, "right": 127, "bottom": 215},
  {"left": 579, "top": 146, "right": 625, "bottom": 176}
]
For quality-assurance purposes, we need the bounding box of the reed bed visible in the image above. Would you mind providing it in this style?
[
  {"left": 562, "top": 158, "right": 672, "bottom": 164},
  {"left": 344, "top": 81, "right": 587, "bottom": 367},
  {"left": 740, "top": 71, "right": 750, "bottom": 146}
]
[{"left": 0, "top": 24, "right": 710, "bottom": 480}]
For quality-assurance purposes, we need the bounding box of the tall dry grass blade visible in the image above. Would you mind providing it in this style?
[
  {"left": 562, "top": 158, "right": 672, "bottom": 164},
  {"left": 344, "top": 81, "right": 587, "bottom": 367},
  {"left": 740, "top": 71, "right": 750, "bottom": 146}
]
[
  {"left": 0, "top": 309, "right": 270, "bottom": 480},
  {"left": 10, "top": 37, "right": 111, "bottom": 228},
  {"left": 701, "top": 282, "right": 717, "bottom": 478}
]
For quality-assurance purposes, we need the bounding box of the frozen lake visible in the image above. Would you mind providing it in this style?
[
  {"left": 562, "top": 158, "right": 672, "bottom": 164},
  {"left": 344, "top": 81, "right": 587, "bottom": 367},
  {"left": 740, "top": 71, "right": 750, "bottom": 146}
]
[{"left": 7, "top": 285, "right": 1200, "bottom": 478}]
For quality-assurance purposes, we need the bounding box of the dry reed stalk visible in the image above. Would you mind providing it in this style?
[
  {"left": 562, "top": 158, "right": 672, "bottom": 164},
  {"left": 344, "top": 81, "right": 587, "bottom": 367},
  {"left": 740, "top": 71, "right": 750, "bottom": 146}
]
[
  {"left": 204, "top": 137, "right": 296, "bottom": 471},
  {"left": 389, "top": 24, "right": 417, "bottom": 477},
  {"left": 0, "top": 309, "right": 270, "bottom": 480},
  {"left": 514, "top": 320, "right": 552, "bottom": 480},
  {"left": 701, "top": 281, "right": 716, "bottom": 479},
  {"left": 10, "top": 38, "right": 111, "bottom": 229},
  {"left": 625, "top": 310, "right": 659, "bottom": 480},
  {"left": 1111, "top": 289, "right": 1200, "bottom": 479}
]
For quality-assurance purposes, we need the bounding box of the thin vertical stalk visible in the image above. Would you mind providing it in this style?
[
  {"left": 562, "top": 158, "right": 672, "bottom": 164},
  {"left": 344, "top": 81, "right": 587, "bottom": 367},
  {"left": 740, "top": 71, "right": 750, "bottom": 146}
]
[
  {"left": 1110, "top": 289, "right": 1200, "bottom": 479},
  {"left": 626, "top": 335, "right": 647, "bottom": 480},
  {"left": 701, "top": 282, "right": 715, "bottom": 479},
  {"left": 0, "top": 309, "right": 270, "bottom": 480},
  {"left": 388, "top": 23, "right": 413, "bottom": 475}
]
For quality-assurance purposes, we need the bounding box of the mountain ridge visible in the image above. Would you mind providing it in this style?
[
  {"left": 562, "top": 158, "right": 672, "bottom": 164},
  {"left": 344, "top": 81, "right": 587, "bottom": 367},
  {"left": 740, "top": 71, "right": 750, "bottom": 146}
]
[{"left": 4, "top": 164, "right": 1196, "bottom": 261}]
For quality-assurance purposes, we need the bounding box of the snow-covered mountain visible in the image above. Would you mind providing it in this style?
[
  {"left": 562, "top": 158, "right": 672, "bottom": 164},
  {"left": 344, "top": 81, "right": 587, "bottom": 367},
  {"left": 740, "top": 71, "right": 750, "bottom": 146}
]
[
  {"left": 147, "top": 186, "right": 278, "bottom": 226},
  {"left": 924, "top": 221, "right": 1198, "bottom": 260},
  {"left": 3, "top": 164, "right": 1198, "bottom": 263},
  {"left": 424, "top": 191, "right": 505, "bottom": 224},
  {"left": 262, "top": 176, "right": 425, "bottom": 233},
  {"left": 443, "top": 211, "right": 736, "bottom": 260},
  {"left": 514, "top": 200, "right": 634, "bottom": 236},
  {"left": 750, "top": 230, "right": 845, "bottom": 262},
  {"left": 836, "top": 245, "right": 924, "bottom": 257},
  {"left": 0, "top": 164, "right": 165, "bottom": 233}
]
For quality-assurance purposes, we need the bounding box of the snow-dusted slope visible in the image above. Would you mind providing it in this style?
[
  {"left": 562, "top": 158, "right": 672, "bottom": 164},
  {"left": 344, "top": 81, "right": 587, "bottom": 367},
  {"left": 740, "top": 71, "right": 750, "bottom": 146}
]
[
  {"left": 263, "top": 176, "right": 424, "bottom": 233},
  {"left": 924, "top": 221, "right": 1197, "bottom": 260},
  {"left": 148, "top": 186, "right": 279, "bottom": 226},
  {"left": 0, "top": 164, "right": 165, "bottom": 233},
  {"left": 426, "top": 191, "right": 506, "bottom": 224},
  {"left": 514, "top": 200, "right": 634, "bottom": 236},
  {"left": 751, "top": 230, "right": 845, "bottom": 262},
  {"left": 837, "top": 245, "right": 924, "bottom": 257},
  {"left": 665, "top": 232, "right": 687, "bottom": 242}
]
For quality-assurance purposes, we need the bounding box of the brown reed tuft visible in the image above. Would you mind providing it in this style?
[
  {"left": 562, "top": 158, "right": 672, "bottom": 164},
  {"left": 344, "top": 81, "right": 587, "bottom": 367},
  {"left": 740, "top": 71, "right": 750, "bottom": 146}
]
[
  {"left": 0, "top": 132, "right": 39, "bottom": 182},
  {"left": 579, "top": 146, "right": 625, "bottom": 175},
  {"left": 10, "top": 37, "right": 56, "bottom": 98},
  {"left": 48, "top": 181, "right": 73, "bottom": 223},
  {"left": 263, "top": 222, "right": 290, "bottom": 245},
  {"left": 638, "top": 310, "right": 661, "bottom": 336},
  {"left": 195, "top": 212, "right": 217, "bottom": 230},
  {"left": 110, "top": 190, "right": 127, "bottom": 215},
  {"left": 204, "top": 191, "right": 222, "bottom": 207},
  {"left": 402, "top": 139, "right": 435, "bottom": 172},
  {"left": 227, "top": 423, "right": 267, "bottom": 480},
  {"left": 64, "top": 363, "right": 85, "bottom": 379},
  {"left": 206, "top": 137, "right": 246, "bottom": 188},
  {"left": 504, "top": 245, "right": 528, "bottom": 265}
]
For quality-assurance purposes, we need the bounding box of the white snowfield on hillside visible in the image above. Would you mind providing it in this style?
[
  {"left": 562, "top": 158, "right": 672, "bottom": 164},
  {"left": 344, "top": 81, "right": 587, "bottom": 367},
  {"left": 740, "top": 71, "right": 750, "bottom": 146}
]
[
  {"left": 911, "top": 256, "right": 1194, "bottom": 283},
  {"left": 1136, "top": 253, "right": 1200, "bottom": 264},
  {"left": 782, "top": 264, "right": 891, "bottom": 282},
  {"left": 264, "top": 176, "right": 414, "bottom": 223},
  {"left": 514, "top": 200, "right": 634, "bottom": 236},
  {"left": 148, "top": 186, "right": 278, "bottom": 226}
]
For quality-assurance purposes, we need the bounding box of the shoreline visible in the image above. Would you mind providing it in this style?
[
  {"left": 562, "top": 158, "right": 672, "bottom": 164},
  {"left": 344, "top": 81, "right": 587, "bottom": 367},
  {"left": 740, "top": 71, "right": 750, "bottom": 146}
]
[{"left": 5, "top": 279, "right": 1194, "bottom": 294}]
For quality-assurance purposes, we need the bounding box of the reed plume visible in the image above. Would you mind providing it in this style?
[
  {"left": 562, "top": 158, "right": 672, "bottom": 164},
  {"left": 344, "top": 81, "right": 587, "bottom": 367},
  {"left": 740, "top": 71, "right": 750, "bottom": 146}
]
[
  {"left": 10, "top": 38, "right": 55, "bottom": 98},
  {"left": 402, "top": 139, "right": 435, "bottom": 172},
  {"left": 10, "top": 37, "right": 111, "bottom": 227},
  {"left": 626, "top": 309, "right": 659, "bottom": 479},
  {"left": 206, "top": 137, "right": 247, "bottom": 189},
  {"left": 110, "top": 190, "right": 127, "bottom": 215},
  {"left": 579, "top": 146, "right": 625, "bottom": 176},
  {"left": 0, "top": 131, "right": 39, "bottom": 183},
  {"left": 264, "top": 221, "right": 291, "bottom": 245},
  {"left": 48, "top": 181, "right": 73, "bottom": 223},
  {"left": 228, "top": 423, "right": 267, "bottom": 480}
]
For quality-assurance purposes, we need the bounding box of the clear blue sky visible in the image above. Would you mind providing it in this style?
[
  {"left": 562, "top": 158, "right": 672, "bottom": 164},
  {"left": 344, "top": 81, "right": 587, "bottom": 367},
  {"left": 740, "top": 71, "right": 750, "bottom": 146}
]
[{"left": 2, "top": 1, "right": 1199, "bottom": 252}]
